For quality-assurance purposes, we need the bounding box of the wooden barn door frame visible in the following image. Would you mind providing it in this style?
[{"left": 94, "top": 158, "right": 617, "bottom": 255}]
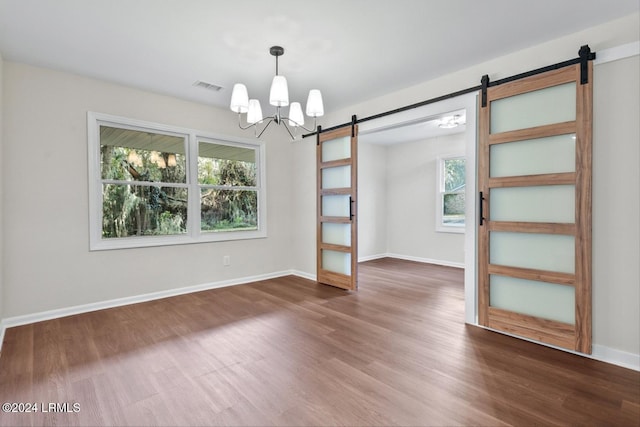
[
  {"left": 477, "top": 61, "right": 593, "bottom": 353},
  {"left": 316, "top": 122, "right": 359, "bottom": 290}
]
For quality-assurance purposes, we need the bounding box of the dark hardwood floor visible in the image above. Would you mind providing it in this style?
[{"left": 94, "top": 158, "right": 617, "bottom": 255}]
[{"left": 0, "top": 258, "right": 638, "bottom": 426}]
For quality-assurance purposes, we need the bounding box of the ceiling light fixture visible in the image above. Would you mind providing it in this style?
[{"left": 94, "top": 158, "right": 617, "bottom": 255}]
[
  {"left": 438, "top": 114, "right": 465, "bottom": 129},
  {"left": 230, "top": 46, "right": 324, "bottom": 140}
]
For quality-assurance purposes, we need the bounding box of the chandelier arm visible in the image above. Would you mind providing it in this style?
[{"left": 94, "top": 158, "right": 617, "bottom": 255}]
[
  {"left": 281, "top": 121, "right": 297, "bottom": 140},
  {"left": 256, "top": 117, "right": 276, "bottom": 138},
  {"left": 280, "top": 115, "right": 317, "bottom": 133},
  {"left": 237, "top": 113, "right": 260, "bottom": 130}
]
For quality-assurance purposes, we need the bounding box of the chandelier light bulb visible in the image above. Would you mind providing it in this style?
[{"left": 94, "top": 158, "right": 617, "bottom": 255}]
[
  {"left": 306, "top": 89, "right": 324, "bottom": 118},
  {"left": 289, "top": 102, "right": 304, "bottom": 126},
  {"left": 269, "top": 76, "right": 289, "bottom": 107},
  {"left": 246, "top": 99, "right": 263, "bottom": 124},
  {"left": 230, "top": 83, "right": 249, "bottom": 113}
]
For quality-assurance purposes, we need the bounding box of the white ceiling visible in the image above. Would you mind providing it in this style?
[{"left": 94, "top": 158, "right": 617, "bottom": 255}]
[{"left": 0, "top": 0, "right": 637, "bottom": 123}]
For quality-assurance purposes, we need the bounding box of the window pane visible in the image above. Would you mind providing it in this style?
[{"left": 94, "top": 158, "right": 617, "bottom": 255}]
[
  {"left": 490, "top": 231, "right": 575, "bottom": 274},
  {"left": 490, "top": 185, "right": 575, "bottom": 223},
  {"left": 322, "top": 223, "right": 351, "bottom": 246},
  {"left": 198, "top": 142, "right": 256, "bottom": 186},
  {"left": 100, "top": 126, "right": 186, "bottom": 183},
  {"left": 490, "top": 82, "right": 576, "bottom": 134},
  {"left": 322, "top": 249, "right": 351, "bottom": 275},
  {"left": 321, "top": 136, "right": 351, "bottom": 162},
  {"left": 490, "top": 275, "right": 575, "bottom": 324},
  {"left": 201, "top": 189, "right": 258, "bottom": 232},
  {"left": 443, "top": 192, "right": 465, "bottom": 225},
  {"left": 102, "top": 184, "right": 187, "bottom": 238},
  {"left": 322, "top": 195, "right": 350, "bottom": 217},
  {"left": 444, "top": 158, "right": 465, "bottom": 191},
  {"left": 490, "top": 134, "right": 576, "bottom": 177},
  {"left": 322, "top": 165, "right": 351, "bottom": 189}
]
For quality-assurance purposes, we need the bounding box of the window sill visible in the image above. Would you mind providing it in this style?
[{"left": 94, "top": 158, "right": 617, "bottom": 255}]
[
  {"left": 436, "top": 226, "right": 465, "bottom": 234},
  {"left": 89, "top": 229, "right": 267, "bottom": 251}
]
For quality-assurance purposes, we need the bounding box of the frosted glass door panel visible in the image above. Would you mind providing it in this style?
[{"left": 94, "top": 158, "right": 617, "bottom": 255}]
[
  {"left": 322, "top": 250, "right": 351, "bottom": 275},
  {"left": 322, "top": 136, "right": 351, "bottom": 162},
  {"left": 490, "top": 185, "right": 575, "bottom": 223},
  {"left": 490, "top": 275, "right": 575, "bottom": 324},
  {"left": 490, "top": 82, "right": 576, "bottom": 134},
  {"left": 490, "top": 232, "right": 575, "bottom": 273},
  {"left": 322, "top": 195, "right": 350, "bottom": 217},
  {"left": 322, "top": 165, "right": 351, "bottom": 189},
  {"left": 322, "top": 223, "right": 350, "bottom": 246},
  {"left": 490, "top": 134, "right": 576, "bottom": 177}
]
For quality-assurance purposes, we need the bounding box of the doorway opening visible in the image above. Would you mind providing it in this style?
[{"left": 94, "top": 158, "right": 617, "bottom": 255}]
[{"left": 357, "top": 93, "right": 478, "bottom": 324}]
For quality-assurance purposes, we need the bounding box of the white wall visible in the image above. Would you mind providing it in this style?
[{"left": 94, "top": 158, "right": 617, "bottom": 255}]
[
  {"left": 292, "top": 13, "right": 640, "bottom": 360},
  {"left": 592, "top": 54, "right": 640, "bottom": 358},
  {"left": 0, "top": 52, "right": 4, "bottom": 325},
  {"left": 386, "top": 133, "right": 465, "bottom": 265},
  {"left": 2, "top": 62, "right": 294, "bottom": 318},
  {"left": 357, "top": 142, "right": 387, "bottom": 259},
  {"left": 291, "top": 139, "right": 316, "bottom": 277}
]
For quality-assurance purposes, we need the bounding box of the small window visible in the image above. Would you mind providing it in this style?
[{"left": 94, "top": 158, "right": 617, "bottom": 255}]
[
  {"left": 88, "top": 112, "right": 266, "bottom": 250},
  {"left": 437, "top": 156, "right": 465, "bottom": 233},
  {"left": 198, "top": 140, "right": 258, "bottom": 233}
]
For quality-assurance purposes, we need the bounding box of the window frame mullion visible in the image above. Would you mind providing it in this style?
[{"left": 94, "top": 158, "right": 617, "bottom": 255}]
[{"left": 187, "top": 132, "right": 199, "bottom": 239}]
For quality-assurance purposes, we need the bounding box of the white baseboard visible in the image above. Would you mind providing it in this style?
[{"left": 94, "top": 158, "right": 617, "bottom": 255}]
[
  {"left": 295, "top": 253, "right": 464, "bottom": 276},
  {"left": 384, "top": 253, "right": 465, "bottom": 269},
  {"left": 592, "top": 344, "right": 640, "bottom": 371},
  {"left": 358, "top": 253, "right": 388, "bottom": 262},
  {"left": 290, "top": 270, "right": 316, "bottom": 281},
  {"left": 0, "top": 270, "right": 297, "bottom": 350}
]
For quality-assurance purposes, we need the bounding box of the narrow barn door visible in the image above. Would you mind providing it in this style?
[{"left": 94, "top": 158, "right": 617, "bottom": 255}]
[
  {"left": 316, "top": 124, "right": 358, "bottom": 290},
  {"left": 478, "top": 62, "right": 593, "bottom": 353}
]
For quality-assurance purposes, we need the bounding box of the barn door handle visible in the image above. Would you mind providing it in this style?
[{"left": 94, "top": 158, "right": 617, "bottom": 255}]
[
  {"left": 479, "top": 191, "right": 485, "bottom": 226},
  {"left": 349, "top": 196, "right": 355, "bottom": 220}
]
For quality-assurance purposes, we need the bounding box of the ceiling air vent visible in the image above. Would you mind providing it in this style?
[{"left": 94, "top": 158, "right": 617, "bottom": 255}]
[{"left": 193, "top": 80, "right": 223, "bottom": 91}]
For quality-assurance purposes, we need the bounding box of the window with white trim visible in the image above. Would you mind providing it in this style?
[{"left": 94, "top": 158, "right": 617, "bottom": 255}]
[
  {"left": 88, "top": 112, "right": 266, "bottom": 250},
  {"left": 436, "top": 155, "right": 465, "bottom": 233}
]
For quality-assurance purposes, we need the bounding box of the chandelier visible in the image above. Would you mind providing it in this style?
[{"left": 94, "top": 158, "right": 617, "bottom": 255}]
[{"left": 229, "top": 46, "right": 324, "bottom": 139}]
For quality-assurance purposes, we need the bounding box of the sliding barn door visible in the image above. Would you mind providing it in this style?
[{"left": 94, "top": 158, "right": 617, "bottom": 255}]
[
  {"left": 478, "top": 63, "right": 593, "bottom": 353},
  {"left": 317, "top": 125, "right": 358, "bottom": 290}
]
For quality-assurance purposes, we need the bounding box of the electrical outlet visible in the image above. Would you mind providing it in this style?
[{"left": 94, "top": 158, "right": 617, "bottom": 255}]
[{"left": 223, "top": 255, "right": 231, "bottom": 266}]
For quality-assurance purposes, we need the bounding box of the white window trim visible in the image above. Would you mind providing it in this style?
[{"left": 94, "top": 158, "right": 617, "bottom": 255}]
[
  {"left": 87, "top": 112, "right": 267, "bottom": 251},
  {"left": 436, "top": 154, "right": 465, "bottom": 234}
]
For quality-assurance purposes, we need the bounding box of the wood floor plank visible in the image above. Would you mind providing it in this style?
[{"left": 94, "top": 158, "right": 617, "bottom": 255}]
[{"left": 0, "top": 258, "right": 638, "bottom": 426}]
